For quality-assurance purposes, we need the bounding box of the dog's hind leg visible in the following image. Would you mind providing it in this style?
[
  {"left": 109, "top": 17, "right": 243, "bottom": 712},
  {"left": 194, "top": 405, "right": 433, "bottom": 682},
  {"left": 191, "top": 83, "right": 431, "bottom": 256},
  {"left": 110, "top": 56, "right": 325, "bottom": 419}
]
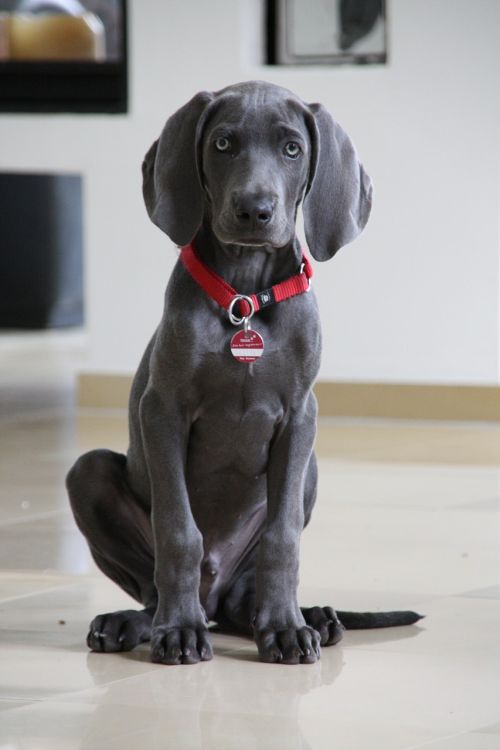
[
  {"left": 219, "top": 573, "right": 345, "bottom": 647},
  {"left": 66, "top": 449, "right": 157, "bottom": 652},
  {"left": 216, "top": 559, "right": 345, "bottom": 657}
]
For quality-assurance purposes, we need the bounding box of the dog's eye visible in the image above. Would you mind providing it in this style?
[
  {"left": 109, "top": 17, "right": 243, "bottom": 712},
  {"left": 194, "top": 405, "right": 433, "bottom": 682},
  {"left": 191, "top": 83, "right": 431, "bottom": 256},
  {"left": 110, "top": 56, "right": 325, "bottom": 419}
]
[
  {"left": 284, "top": 141, "right": 301, "bottom": 159},
  {"left": 214, "top": 136, "right": 231, "bottom": 152}
]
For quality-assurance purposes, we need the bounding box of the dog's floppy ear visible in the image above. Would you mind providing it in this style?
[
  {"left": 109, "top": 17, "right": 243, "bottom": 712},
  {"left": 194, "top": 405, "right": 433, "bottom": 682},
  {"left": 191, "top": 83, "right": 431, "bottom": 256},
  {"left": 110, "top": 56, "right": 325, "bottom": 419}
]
[
  {"left": 142, "top": 91, "right": 213, "bottom": 245},
  {"left": 303, "top": 103, "right": 372, "bottom": 261}
]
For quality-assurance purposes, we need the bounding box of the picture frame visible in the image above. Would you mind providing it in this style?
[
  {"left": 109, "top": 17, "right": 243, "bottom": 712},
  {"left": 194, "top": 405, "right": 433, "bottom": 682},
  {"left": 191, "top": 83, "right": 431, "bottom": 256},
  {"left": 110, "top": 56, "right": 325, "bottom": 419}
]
[
  {"left": 0, "top": 0, "right": 128, "bottom": 113},
  {"left": 267, "top": 0, "right": 387, "bottom": 66}
]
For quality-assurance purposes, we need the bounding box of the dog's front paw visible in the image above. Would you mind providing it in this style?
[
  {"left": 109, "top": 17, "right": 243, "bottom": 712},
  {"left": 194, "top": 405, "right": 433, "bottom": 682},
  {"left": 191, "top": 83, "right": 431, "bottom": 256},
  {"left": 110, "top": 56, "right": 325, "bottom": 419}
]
[
  {"left": 150, "top": 625, "right": 213, "bottom": 665},
  {"left": 255, "top": 625, "right": 321, "bottom": 665}
]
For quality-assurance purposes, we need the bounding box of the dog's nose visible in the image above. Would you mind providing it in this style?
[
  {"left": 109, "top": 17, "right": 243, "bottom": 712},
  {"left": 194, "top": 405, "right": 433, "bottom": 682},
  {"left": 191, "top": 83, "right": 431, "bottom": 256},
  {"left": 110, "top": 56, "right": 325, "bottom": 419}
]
[{"left": 233, "top": 194, "right": 275, "bottom": 226}]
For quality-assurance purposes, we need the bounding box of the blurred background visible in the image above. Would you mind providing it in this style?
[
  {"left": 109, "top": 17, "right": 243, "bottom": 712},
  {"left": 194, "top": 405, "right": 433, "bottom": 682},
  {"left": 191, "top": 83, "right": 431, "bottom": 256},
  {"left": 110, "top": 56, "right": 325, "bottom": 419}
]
[{"left": 0, "top": 0, "right": 498, "bottom": 411}]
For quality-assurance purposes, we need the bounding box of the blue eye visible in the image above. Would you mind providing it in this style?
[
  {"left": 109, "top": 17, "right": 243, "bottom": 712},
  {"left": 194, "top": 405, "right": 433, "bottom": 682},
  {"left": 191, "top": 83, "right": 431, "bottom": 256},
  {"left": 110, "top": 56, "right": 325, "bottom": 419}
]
[
  {"left": 215, "top": 136, "right": 231, "bottom": 152},
  {"left": 284, "top": 141, "right": 301, "bottom": 158}
]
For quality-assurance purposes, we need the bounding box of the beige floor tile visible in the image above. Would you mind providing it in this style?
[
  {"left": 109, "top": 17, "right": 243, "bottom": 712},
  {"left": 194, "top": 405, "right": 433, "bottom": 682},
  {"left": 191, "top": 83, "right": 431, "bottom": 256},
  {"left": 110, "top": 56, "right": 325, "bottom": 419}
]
[
  {"left": 0, "top": 698, "right": 439, "bottom": 750},
  {"left": 0, "top": 571, "right": 76, "bottom": 604},
  {"left": 407, "top": 734, "right": 500, "bottom": 749},
  {"left": 1, "top": 336, "right": 499, "bottom": 748},
  {"left": 0, "top": 699, "right": 35, "bottom": 713},
  {"left": 315, "top": 419, "right": 500, "bottom": 467}
]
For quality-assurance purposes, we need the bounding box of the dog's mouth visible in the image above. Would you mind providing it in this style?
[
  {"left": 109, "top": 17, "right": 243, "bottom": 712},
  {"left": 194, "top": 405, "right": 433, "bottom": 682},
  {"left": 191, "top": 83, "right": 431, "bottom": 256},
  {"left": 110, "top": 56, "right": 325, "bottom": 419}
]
[
  {"left": 227, "top": 237, "right": 273, "bottom": 247},
  {"left": 218, "top": 235, "right": 283, "bottom": 249},
  {"left": 214, "top": 219, "right": 290, "bottom": 249}
]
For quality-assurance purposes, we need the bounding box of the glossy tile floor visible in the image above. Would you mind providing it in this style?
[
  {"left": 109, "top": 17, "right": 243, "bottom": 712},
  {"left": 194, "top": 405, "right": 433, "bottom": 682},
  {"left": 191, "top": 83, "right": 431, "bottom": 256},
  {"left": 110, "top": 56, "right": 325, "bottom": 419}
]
[{"left": 1, "top": 333, "right": 500, "bottom": 749}]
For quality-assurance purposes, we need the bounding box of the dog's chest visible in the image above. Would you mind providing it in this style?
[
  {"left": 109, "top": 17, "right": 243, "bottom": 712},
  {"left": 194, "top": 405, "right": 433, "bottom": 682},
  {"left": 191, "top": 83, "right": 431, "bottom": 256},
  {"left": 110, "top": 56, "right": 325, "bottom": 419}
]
[
  {"left": 188, "top": 387, "right": 282, "bottom": 476},
  {"left": 159, "top": 285, "right": 320, "bottom": 477},
  {"left": 186, "top": 288, "right": 320, "bottom": 373}
]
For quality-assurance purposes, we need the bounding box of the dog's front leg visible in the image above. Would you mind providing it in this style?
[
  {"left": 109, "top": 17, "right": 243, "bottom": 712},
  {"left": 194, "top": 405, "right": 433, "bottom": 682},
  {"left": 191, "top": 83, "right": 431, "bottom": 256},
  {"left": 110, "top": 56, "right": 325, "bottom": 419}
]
[
  {"left": 254, "top": 405, "right": 321, "bottom": 664},
  {"left": 140, "top": 386, "right": 212, "bottom": 665}
]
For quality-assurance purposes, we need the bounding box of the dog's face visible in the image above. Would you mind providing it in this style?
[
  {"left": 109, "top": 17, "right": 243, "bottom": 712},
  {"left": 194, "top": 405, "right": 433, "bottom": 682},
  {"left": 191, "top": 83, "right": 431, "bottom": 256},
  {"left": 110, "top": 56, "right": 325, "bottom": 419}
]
[
  {"left": 143, "top": 81, "right": 372, "bottom": 261},
  {"left": 199, "top": 89, "right": 312, "bottom": 248}
]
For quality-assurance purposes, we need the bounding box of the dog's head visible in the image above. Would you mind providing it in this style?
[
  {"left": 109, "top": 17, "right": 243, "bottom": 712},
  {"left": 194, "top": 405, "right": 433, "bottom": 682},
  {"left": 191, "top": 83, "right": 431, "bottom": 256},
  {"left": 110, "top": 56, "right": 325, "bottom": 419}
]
[{"left": 142, "top": 81, "right": 372, "bottom": 261}]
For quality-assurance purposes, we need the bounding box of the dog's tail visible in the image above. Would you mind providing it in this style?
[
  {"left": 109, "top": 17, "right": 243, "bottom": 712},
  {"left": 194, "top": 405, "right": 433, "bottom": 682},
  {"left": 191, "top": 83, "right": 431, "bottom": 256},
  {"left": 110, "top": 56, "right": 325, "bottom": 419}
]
[{"left": 336, "top": 610, "right": 424, "bottom": 629}]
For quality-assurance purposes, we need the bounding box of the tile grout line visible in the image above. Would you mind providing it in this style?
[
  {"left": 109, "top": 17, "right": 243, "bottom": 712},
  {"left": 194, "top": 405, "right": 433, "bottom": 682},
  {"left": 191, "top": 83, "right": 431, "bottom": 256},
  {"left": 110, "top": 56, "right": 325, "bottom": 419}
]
[
  {"left": 1, "top": 659, "right": 165, "bottom": 709},
  {"left": 0, "top": 582, "right": 76, "bottom": 606},
  {"left": 402, "top": 729, "right": 471, "bottom": 749},
  {"left": 0, "top": 509, "right": 68, "bottom": 528}
]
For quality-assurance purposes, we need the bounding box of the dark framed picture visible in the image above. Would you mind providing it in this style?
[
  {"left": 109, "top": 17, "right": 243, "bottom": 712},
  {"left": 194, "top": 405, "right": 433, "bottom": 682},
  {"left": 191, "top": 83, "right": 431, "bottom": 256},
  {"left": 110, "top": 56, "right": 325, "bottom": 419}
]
[
  {"left": 267, "top": 0, "right": 387, "bottom": 66},
  {"left": 0, "top": 0, "right": 127, "bottom": 113}
]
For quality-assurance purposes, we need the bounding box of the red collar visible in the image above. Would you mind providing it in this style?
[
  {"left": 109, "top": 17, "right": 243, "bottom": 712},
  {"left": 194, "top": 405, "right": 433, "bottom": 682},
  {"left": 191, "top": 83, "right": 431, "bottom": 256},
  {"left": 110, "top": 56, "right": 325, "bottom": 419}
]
[{"left": 180, "top": 243, "right": 313, "bottom": 320}]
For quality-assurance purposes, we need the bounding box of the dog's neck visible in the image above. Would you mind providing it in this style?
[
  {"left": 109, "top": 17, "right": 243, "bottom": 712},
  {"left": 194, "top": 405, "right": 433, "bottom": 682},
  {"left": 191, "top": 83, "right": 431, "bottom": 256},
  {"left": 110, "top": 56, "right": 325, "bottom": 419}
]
[{"left": 192, "top": 224, "right": 304, "bottom": 296}]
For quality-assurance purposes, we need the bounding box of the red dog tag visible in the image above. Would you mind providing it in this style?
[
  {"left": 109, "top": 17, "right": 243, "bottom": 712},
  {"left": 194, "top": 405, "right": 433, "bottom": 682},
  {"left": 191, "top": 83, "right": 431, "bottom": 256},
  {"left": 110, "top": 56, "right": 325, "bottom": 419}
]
[{"left": 230, "top": 328, "right": 264, "bottom": 363}]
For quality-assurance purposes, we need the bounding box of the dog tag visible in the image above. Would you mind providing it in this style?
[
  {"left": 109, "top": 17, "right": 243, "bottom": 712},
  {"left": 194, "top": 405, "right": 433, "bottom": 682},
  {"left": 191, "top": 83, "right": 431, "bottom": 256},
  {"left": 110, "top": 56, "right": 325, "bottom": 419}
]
[{"left": 230, "top": 327, "right": 264, "bottom": 363}]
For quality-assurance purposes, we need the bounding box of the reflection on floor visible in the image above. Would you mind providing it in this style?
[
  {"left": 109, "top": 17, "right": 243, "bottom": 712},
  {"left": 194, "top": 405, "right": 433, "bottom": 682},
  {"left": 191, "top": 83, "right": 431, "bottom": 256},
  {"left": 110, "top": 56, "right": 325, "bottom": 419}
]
[{"left": 0, "top": 332, "right": 499, "bottom": 749}]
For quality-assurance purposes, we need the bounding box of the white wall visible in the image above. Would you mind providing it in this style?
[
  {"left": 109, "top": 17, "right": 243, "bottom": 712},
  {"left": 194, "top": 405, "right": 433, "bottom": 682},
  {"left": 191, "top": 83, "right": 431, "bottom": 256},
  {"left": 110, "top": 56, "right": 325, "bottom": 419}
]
[{"left": 1, "top": 0, "right": 499, "bottom": 384}]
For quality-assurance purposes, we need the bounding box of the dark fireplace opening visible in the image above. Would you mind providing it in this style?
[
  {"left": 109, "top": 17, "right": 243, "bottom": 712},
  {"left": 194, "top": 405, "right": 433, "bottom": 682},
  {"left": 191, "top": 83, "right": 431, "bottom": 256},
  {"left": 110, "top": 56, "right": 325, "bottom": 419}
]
[{"left": 0, "top": 172, "right": 84, "bottom": 329}]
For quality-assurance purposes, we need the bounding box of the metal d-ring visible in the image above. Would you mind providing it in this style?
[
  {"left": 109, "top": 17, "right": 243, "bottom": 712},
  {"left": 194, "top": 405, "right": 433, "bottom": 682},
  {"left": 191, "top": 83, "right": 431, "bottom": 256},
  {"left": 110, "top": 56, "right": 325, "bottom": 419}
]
[
  {"left": 228, "top": 294, "right": 255, "bottom": 326},
  {"left": 300, "top": 262, "right": 312, "bottom": 290}
]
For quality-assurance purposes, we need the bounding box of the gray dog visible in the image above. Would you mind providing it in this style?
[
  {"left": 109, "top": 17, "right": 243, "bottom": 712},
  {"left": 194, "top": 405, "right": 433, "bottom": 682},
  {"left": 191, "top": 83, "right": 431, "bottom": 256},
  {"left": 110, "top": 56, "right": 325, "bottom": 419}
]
[{"left": 67, "top": 81, "right": 421, "bottom": 665}]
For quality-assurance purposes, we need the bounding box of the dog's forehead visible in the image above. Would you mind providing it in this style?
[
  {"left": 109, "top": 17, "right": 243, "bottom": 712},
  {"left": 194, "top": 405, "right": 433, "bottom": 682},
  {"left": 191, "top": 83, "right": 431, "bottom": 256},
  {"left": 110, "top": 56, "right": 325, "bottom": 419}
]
[{"left": 209, "top": 83, "right": 307, "bottom": 132}]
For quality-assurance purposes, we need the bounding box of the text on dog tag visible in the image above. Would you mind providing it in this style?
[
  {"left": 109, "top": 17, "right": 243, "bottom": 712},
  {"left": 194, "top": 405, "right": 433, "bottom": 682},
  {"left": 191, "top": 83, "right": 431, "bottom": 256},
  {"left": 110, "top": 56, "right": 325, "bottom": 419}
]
[{"left": 230, "top": 328, "right": 264, "bottom": 363}]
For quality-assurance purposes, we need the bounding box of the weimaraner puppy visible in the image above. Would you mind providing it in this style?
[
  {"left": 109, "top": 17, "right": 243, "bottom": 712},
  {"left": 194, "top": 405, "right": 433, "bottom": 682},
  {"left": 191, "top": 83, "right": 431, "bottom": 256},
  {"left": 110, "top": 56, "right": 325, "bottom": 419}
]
[{"left": 67, "top": 81, "right": 421, "bottom": 665}]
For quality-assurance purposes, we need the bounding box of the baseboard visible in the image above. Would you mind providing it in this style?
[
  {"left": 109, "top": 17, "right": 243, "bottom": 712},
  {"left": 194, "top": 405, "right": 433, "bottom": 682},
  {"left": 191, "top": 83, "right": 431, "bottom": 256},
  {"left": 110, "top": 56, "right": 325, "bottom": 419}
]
[
  {"left": 313, "top": 382, "right": 500, "bottom": 421},
  {"left": 77, "top": 373, "right": 500, "bottom": 421}
]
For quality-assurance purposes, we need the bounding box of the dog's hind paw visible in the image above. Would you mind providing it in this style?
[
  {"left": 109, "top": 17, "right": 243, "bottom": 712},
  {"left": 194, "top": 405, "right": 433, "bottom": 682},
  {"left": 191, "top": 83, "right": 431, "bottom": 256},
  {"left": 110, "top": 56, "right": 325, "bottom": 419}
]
[
  {"left": 150, "top": 625, "right": 213, "bottom": 665},
  {"left": 301, "top": 605, "right": 345, "bottom": 646},
  {"left": 87, "top": 609, "right": 153, "bottom": 653}
]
